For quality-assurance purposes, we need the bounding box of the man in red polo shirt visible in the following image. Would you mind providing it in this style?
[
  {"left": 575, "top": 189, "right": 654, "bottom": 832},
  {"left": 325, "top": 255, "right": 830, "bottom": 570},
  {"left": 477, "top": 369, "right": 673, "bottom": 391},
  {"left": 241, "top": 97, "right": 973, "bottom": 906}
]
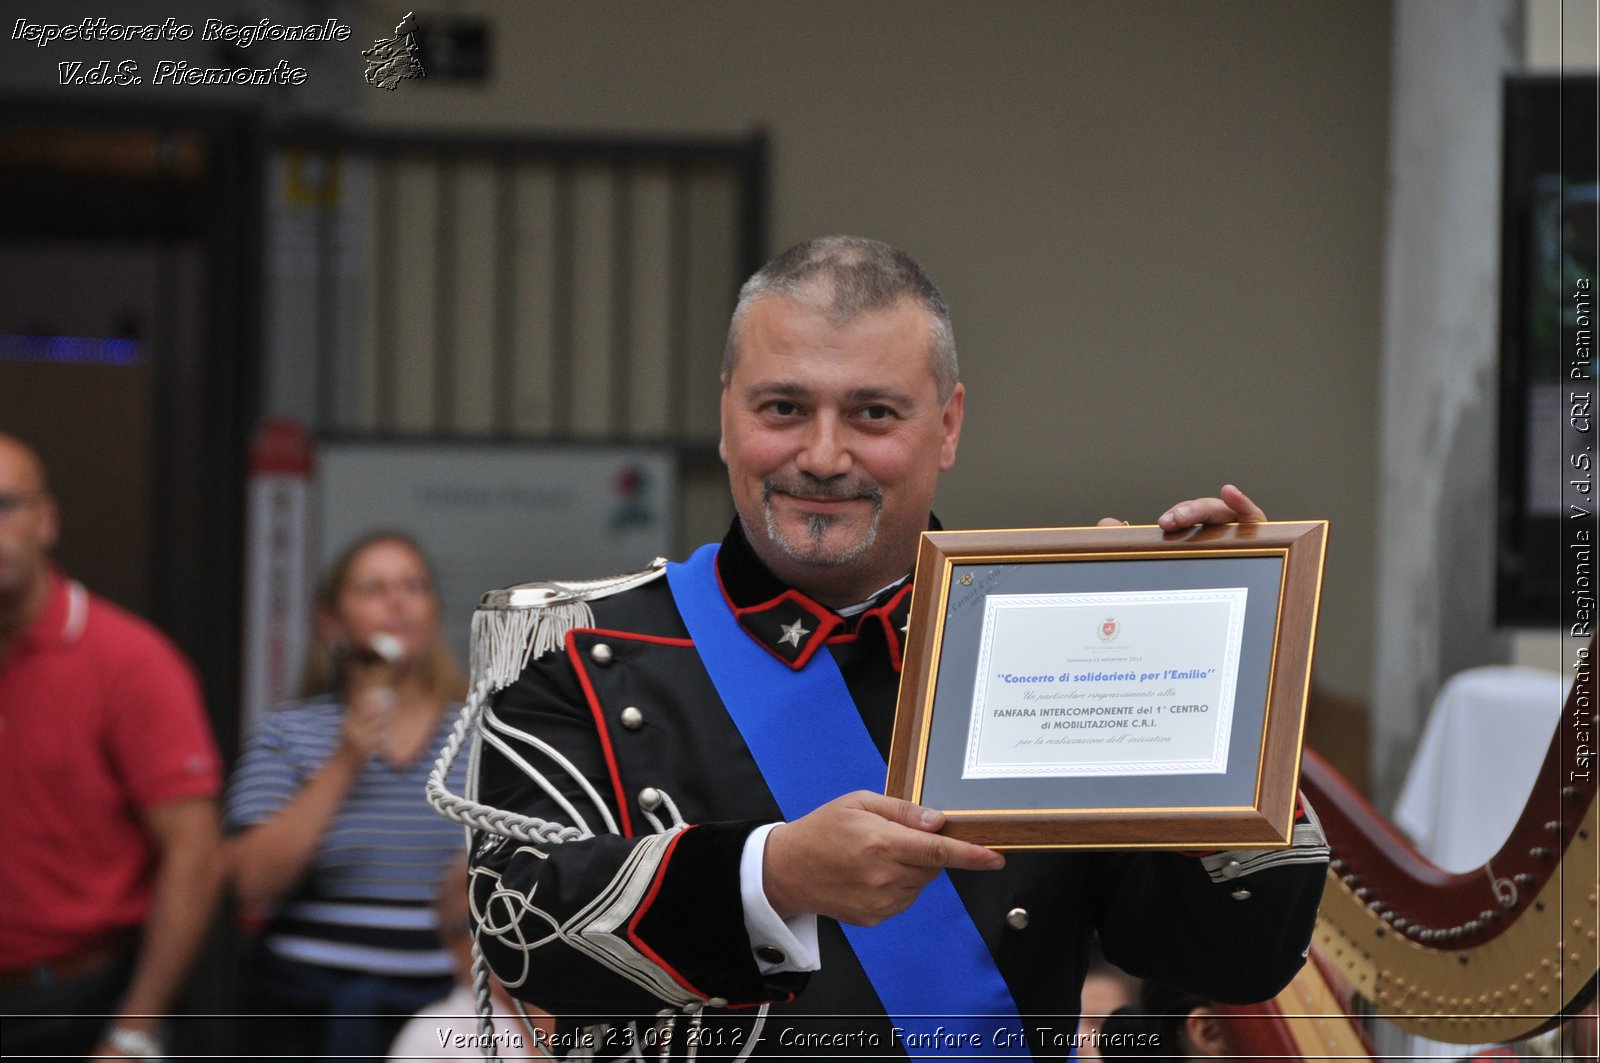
[{"left": 0, "top": 433, "right": 224, "bottom": 1060}]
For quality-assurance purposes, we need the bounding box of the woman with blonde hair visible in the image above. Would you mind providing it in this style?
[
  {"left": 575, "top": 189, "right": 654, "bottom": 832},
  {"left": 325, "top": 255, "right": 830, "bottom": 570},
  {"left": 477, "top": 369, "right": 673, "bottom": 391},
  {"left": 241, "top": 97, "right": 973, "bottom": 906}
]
[{"left": 227, "top": 531, "right": 469, "bottom": 1062}]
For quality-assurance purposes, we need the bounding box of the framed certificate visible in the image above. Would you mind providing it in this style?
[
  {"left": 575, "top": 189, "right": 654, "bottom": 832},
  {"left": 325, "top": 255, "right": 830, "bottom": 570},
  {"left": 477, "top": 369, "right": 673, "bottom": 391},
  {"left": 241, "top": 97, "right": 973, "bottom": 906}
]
[{"left": 884, "top": 521, "right": 1327, "bottom": 850}]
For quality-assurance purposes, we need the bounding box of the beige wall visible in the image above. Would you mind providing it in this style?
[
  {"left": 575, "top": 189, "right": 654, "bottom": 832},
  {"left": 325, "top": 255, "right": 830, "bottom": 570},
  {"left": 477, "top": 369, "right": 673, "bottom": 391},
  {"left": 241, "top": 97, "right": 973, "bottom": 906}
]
[
  {"left": 1526, "top": 0, "right": 1599, "bottom": 68},
  {"left": 360, "top": 0, "right": 1393, "bottom": 703}
]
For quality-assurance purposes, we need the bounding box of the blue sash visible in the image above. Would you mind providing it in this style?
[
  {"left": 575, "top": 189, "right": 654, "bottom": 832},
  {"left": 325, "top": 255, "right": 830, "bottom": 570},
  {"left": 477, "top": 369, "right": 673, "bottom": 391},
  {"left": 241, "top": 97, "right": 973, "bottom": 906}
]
[{"left": 667, "top": 544, "right": 1028, "bottom": 1060}]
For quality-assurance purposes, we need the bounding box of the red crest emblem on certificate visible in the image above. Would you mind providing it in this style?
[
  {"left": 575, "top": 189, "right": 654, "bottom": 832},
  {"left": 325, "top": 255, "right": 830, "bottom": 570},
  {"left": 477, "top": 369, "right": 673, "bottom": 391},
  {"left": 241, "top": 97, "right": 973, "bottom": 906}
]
[{"left": 1099, "top": 617, "right": 1119, "bottom": 641}]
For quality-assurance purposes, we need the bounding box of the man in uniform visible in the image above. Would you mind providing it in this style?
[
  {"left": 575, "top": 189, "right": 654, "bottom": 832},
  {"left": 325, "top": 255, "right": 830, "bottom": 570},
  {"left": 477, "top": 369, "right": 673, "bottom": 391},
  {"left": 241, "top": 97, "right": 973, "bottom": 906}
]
[
  {"left": 0, "top": 434, "right": 224, "bottom": 1060},
  {"left": 464, "top": 237, "right": 1328, "bottom": 1059}
]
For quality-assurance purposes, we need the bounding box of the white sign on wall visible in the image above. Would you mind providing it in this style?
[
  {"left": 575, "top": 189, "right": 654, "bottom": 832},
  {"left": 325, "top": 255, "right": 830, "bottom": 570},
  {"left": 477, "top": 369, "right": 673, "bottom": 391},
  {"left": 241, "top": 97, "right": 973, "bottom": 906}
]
[{"left": 315, "top": 442, "right": 677, "bottom": 664}]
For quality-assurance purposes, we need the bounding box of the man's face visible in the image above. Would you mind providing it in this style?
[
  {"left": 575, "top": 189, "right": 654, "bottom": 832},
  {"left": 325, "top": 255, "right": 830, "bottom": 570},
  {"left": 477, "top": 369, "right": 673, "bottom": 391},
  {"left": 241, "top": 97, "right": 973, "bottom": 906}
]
[
  {"left": 719, "top": 295, "right": 963, "bottom": 605},
  {"left": 0, "top": 439, "right": 57, "bottom": 603}
]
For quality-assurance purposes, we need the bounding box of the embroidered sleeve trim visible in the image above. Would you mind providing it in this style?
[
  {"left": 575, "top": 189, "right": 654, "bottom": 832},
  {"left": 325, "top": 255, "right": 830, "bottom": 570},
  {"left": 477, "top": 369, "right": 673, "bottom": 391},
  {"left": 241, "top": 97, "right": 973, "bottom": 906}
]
[
  {"left": 1201, "top": 798, "right": 1330, "bottom": 881},
  {"left": 563, "top": 828, "right": 704, "bottom": 1006},
  {"left": 624, "top": 828, "right": 715, "bottom": 1000}
]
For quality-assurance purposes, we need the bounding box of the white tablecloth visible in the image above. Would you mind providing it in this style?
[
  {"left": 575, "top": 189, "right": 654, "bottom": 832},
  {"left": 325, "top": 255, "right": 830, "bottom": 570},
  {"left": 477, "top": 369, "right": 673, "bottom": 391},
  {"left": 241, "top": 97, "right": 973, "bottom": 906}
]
[{"left": 1392, "top": 666, "right": 1567, "bottom": 873}]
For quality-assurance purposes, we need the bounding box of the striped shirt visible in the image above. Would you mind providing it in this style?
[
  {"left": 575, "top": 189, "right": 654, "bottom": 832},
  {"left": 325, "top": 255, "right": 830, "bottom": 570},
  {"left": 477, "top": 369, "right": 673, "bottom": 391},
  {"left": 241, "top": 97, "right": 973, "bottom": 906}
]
[{"left": 226, "top": 695, "right": 469, "bottom": 977}]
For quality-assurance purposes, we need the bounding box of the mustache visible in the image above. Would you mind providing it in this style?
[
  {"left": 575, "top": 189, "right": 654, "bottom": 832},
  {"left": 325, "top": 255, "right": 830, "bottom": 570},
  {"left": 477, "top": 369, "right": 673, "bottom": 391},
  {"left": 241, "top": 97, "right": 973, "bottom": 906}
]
[{"left": 761, "top": 474, "right": 884, "bottom": 505}]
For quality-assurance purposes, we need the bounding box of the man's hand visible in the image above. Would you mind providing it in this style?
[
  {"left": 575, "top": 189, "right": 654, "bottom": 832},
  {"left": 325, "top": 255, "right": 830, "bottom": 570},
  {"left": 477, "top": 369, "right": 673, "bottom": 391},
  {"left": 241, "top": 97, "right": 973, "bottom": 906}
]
[
  {"left": 1097, "top": 484, "right": 1267, "bottom": 531},
  {"left": 89, "top": 1018, "right": 159, "bottom": 1060},
  {"left": 762, "top": 791, "right": 1004, "bottom": 926},
  {"left": 97, "top": 799, "right": 222, "bottom": 1061}
]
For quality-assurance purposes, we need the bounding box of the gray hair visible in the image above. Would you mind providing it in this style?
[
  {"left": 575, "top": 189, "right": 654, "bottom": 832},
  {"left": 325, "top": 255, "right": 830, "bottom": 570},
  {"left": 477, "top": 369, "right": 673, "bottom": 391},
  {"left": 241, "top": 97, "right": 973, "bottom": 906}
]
[{"left": 722, "top": 235, "right": 959, "bottom": 401}]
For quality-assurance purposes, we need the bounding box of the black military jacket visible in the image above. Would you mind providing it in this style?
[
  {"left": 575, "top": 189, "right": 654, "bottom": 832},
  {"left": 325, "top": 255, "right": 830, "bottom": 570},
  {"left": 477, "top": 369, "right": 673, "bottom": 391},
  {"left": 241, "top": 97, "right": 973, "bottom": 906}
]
[{"left": 470, "top": 523, "right": 1328, "bottom": 1060}]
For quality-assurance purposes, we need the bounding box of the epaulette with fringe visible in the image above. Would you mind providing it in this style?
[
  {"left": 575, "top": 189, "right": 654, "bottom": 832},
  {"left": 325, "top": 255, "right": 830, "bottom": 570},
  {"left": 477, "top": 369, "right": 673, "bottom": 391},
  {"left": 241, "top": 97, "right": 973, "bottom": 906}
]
[{"left": 469, "top": 558, "right": 669, "bottom": 693}]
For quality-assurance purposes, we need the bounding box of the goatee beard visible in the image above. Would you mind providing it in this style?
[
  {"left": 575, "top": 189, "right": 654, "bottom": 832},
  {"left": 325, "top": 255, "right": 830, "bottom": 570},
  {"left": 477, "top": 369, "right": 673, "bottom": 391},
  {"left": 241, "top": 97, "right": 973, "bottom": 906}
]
[{"left": 760, "top": 475, "right": 884, "bottom": 566}]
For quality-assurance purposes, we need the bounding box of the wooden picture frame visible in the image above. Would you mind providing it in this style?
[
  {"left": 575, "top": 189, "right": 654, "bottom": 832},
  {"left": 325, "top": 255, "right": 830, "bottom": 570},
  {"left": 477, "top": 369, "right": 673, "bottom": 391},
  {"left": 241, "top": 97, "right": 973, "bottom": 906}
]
[{"left": 884, "top": 521, "right": 1328, "bottom": 850}]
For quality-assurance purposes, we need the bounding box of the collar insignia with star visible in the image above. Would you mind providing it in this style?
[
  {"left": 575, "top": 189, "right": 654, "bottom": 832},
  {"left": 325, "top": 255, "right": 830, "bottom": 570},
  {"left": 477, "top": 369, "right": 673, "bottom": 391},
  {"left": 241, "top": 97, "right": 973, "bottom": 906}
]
[{"left": 778, "top": 617, "right": 811, "bottom": 648}]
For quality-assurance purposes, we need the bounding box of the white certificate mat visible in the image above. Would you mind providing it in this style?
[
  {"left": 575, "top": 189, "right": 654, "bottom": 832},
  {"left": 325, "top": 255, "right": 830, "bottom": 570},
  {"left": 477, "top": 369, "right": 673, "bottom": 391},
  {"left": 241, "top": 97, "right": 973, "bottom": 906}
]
[{"left": 962, "top": 588, "right": 1248, "bottom": 779}]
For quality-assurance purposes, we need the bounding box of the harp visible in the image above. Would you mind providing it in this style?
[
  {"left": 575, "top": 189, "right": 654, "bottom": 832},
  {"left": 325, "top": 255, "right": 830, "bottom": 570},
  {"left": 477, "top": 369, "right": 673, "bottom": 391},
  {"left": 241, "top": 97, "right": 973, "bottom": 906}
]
[{"left": 1216, "top": 649, "right": 1597, "bottom": 1059}]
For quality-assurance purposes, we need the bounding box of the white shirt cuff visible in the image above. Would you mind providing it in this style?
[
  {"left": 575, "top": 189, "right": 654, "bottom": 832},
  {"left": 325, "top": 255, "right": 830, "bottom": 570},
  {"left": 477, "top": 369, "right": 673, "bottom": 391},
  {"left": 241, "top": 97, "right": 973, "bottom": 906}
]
[{"left": 739, "top": 823, "right": 821, "bottom": 974}]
